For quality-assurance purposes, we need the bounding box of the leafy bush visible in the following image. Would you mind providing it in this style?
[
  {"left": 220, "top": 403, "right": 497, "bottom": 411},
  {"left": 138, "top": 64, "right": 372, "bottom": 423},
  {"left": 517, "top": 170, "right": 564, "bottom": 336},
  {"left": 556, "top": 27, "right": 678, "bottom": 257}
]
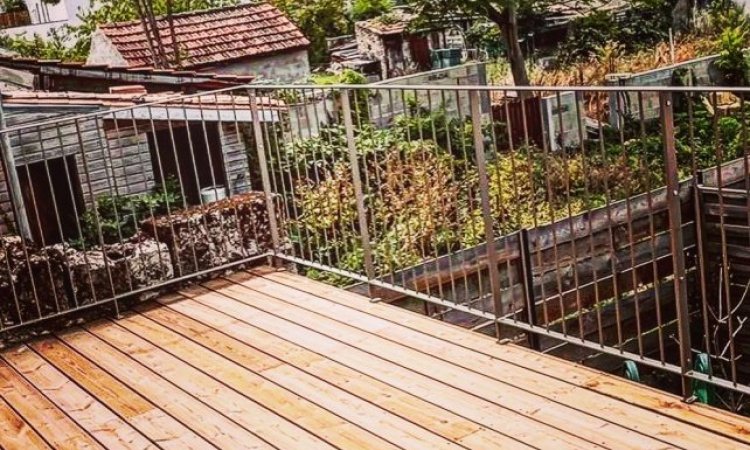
[
  {"left": 557, "top": 0, "right": 677, "bottom": 65},
  {"left": 76, "top": 177, "right": 184, "bottom": 248}
]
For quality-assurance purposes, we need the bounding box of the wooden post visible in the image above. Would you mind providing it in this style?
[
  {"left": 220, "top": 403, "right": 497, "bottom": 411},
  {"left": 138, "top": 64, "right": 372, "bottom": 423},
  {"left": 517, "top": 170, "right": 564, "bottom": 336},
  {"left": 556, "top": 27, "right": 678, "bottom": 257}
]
[{"left": 0, "top": 97, "right": 32, "bottom": 241}]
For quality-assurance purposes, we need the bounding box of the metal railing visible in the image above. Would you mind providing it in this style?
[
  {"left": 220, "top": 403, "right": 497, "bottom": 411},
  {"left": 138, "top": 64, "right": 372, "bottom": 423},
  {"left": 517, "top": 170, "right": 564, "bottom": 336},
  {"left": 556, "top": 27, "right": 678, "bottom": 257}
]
[{"left": 0, "top": 83, "right": 749, "bottom": 411}]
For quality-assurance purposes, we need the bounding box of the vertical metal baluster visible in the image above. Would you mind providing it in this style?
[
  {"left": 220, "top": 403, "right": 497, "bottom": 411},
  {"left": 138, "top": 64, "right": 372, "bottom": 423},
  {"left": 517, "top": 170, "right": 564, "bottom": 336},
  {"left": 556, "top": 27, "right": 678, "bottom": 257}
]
[
  {"left": 688, "top": 93, "right": 711, "bottom": 373},
  {"left": 660, "top": 91, "right": 693, "bottom": 399},
  {"left": 303, "top": 87, "right": 334, "bottom": 268},
  {"left": 260, "top": 91, "right": 290, "bottom": 261},
  {"left": 519, "top": 228, "right": 540, "bottom": 349},
  {"left": 74, "top": 118, "right": 115, "bottom": 310},
  {"left": 213, "top": 92, "right": 248, "bottom": 260},
  {"left": 290, "top": 88, "right": 323, "bottom": 266},
  {"left": 576, "top": 90, "right": 601, "bottom": 345},
  {"left": 636, "top": 91, "right": 665, "bottom": 363},
  {"left": 520, "top": 94, "right": 547, "bottom": 330},
  {"left": 249, "top": 89, "right": 281, "bottom": 260},
  {"left": 22, "top": 127, "right": 60, "bottom": 315},
  {"left": 53, "top": 122, "right": 94, "bottom": 309},
  {"left": 106, "top": 114, "right": 142, "bottom": 295},
  {"left": 470, "top": 90, "right": 504, "bottom": 337},
  {"left": 503, "top": 90, "right": 523, "bottom": 324},
  {"left": 538, "top": 94, "right": 567, "bottom": 336},
  {"left": 712, "top": 91, "right": 738, "bottom": 388},
  {"left": 341, "top": 89, "right": 375, "bottom": 295},
  {"left": 162, "top": 102, "right": 198, "bottom": 272},
  {"left": 145, "top": 105, "right": 183, "bottom": 279},
  {"left": 556, "top": 91, "right": 584, "bottom": 341},
  {"left": 437, "top": 88, "right": 463, "bottom": 306}
]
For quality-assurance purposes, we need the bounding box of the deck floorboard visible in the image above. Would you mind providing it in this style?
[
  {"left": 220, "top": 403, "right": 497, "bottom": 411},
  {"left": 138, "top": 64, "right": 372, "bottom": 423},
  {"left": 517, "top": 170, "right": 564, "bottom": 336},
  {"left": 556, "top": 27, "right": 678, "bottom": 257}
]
[{"left": 1, "top": 267, "right": 749, "bottom": 450}]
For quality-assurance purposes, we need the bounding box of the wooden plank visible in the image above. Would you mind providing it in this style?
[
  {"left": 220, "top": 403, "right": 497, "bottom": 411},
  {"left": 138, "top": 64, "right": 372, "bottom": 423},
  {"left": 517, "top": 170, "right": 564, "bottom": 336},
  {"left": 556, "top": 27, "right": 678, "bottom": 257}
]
[
  {"left": 0, "top": 353, "right": 103, "bottom": 450},
  {"left": 156, "top": 293, "right": 597, "bottom": 450},
  {"left": 57, "top": 328, "right": 273, "bottom": 450},
  {"left": 1, "top": 346, "right": 155, "bottom": 450},
  {"left": 30, "top": 338, "right": 216, "bottom": 450},
  {"left": 0, "top": 396, "right": 51, "bottom": 450},
  {"left": 135, "top": 302, "right": 532, "bottom": 449},
  {"left": 262, "top": 268, "right": 750, "bottom": 446},
  {"left": 185, "top": 280, "right": 668, "bottom": 450},
  {"left": 226, "top": 273, "right": 729, "bottom": 450},
  {"left": 114, "top": 312, "right": 423, "bottom": 450},
  {"left": 83, "top": 322, "right": 337, "bottom": 450}
]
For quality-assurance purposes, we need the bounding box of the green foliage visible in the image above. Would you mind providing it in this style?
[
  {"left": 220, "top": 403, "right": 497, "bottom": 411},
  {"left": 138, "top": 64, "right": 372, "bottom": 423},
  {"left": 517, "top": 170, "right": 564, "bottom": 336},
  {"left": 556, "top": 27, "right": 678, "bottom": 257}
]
[
  {"left": 557, "top": 0, "right": 676, "bottom": 65},
  {"left": 464, "top": 21, "right": 505, "bottom": 59},
  {"left": 714, "top": 25, "right": 750, "bottom": 85},
  {"left": 271, "top": 0, "right": 351, "bottom": 65},
  {"left": 350, "top": 0, "right": 392, "bottom": 22},
  {"left": 76, "top": 177, "right": 184, "bottom": 248},
  {"left": 0, "top": 0, "right": 233, "bottom": 61},
  {"left": 1, "top": 0, "right": 26, "bottom": 12}
]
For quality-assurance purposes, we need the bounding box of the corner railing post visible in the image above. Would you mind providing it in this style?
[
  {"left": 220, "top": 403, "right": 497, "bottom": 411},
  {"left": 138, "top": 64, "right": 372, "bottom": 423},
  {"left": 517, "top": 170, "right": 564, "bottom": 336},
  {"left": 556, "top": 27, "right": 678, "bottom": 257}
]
[
  {"left": 340, "top": 88, "right": 377, "bottom": 298},
  {"left": 249, "top": 89, "right": 282, "bottom": 265},
  {"left": 660, "top": 91, "right": 693, "bottom": 399},
  {"left": 470, "top": 89, "right": 505, "bottom": 339}
]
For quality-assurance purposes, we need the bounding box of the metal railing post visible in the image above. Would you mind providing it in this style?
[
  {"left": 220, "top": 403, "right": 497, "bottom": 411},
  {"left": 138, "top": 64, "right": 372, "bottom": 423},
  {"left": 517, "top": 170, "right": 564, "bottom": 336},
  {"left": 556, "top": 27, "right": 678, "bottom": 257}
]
[
  {"left": 660, "top": 91, "right": 693, "bottom": 399},
  {"left": 519, "top": 229, "right": 540, "bottom": 351},
  {"left": 249, "top": 89, "right": 282, "bottom": 263},
  {"left": 340, "top": 89, "right": 377, "bottom": 297},
  {"left": 469, "top": 89, "right": 505, "bottom": 339},
  {"left": 0, "top": 98, "right": 33, "bottom": 241}
]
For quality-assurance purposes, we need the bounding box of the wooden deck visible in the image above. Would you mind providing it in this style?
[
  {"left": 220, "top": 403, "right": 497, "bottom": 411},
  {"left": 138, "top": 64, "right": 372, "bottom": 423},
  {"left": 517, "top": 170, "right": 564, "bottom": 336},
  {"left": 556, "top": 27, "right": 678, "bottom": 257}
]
[{"left": 1, "top": 268, "right": 750, "bottom": 450}]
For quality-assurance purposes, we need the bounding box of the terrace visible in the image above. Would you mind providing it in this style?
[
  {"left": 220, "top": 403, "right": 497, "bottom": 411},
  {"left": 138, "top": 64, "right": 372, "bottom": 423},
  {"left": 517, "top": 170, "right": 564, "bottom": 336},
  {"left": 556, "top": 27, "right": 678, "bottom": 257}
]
[{"left": 1, "top": 82, "right": 750, "bottom": 448}]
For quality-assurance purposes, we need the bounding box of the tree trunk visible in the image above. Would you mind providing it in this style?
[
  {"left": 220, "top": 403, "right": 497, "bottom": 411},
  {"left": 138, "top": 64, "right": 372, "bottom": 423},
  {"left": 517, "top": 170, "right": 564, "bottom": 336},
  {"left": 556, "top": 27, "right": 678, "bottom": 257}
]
[{"left": 486, "top": 2, "right": 530, "bottom": 88}]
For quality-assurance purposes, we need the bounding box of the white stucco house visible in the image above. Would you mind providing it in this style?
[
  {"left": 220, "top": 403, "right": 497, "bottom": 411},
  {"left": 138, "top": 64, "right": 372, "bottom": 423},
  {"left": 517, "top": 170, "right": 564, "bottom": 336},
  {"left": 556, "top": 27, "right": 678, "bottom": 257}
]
[{"left": 0, "top": 0, "right": 92, "bottom": 39}]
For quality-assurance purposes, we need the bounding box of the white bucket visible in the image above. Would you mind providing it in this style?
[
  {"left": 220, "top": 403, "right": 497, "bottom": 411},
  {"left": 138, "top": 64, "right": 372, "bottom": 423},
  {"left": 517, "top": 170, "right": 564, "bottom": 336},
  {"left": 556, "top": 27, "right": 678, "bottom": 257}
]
[{"left": 200, "top": 185, "right": 227, "bottom": 204}]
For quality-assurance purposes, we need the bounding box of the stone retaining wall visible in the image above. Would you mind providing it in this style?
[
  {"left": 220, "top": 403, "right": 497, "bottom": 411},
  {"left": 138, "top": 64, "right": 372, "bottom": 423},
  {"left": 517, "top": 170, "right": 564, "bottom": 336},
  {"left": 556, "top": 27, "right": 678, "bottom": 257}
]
[{"left": 0, "top": 191, "right": 275, "bottom": 329}]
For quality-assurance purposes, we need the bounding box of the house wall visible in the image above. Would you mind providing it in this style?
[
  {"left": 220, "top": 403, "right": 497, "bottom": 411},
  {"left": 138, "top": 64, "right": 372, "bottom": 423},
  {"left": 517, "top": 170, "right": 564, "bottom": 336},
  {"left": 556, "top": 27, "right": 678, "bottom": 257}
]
[
  {"left": 0, "top": 106, "right": 255, "bottom": 236},
  {"left": 355, "top": 24, "right": 393, "bottom": 80},
  {"left": 218, "top": 122, "right": 253, "bottom": 195},
  {"left": 209, "top": 49, "right": 311, "bottom": 83},
  {"left": 0, "top": 0, "right": 91, "bottom": 40}
]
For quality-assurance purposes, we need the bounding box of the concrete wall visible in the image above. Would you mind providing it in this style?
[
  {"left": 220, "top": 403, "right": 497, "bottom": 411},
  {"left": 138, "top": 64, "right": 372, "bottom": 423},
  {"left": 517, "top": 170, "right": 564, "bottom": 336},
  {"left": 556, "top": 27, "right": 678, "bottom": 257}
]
[
  {"left": 541, "top": 91, "right": 582, "bottom": 151},
  {"left": 196, "top": 50, "right": 311, "bottom": 83},
  {"left": 370, "top": 62, "right": 489, "bottom": 125},
  {"left": 607, "top": 55, "right": 716, "bottom": 127}
]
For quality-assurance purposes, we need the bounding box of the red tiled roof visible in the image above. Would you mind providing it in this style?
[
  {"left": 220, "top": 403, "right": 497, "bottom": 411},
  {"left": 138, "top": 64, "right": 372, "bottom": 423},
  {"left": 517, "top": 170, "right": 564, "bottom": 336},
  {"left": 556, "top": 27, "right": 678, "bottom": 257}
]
[
  {"left": 97, "top": 3, "right": 310, "bottom": 69},
  {"left": 1, "top": 89, "right": 286, "bottom": 110}
]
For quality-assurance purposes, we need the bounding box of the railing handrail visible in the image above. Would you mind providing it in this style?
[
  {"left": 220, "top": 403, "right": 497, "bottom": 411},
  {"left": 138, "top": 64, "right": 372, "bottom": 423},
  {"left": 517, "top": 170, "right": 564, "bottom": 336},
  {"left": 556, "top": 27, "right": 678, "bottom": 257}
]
[{"left": 1, "top": 83, "right": 748, "bottom": 135}]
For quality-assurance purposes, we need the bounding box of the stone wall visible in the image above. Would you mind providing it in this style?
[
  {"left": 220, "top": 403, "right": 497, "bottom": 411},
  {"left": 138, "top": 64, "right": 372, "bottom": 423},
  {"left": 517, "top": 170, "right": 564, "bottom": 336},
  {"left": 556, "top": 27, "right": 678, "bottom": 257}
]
[
  {"left": 211, "top": 50, "right": 311, "bottom": 83},
  {"left": 0, "top": 191, "right": 276, "bottom": 329}
]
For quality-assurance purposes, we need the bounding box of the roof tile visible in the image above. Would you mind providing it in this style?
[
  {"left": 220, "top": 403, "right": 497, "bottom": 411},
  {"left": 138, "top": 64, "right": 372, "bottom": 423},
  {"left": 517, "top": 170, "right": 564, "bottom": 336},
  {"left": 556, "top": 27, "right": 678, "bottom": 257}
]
[{"left": 98, "top": 3, "right": 310, "bottom": 69}]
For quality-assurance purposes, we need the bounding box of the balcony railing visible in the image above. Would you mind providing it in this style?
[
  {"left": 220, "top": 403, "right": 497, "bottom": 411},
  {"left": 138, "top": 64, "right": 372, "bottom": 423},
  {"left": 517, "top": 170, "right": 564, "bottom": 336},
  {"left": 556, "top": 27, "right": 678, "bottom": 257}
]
[{"left": 0, "top": 83, "right": 749, "bottom": 409}]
